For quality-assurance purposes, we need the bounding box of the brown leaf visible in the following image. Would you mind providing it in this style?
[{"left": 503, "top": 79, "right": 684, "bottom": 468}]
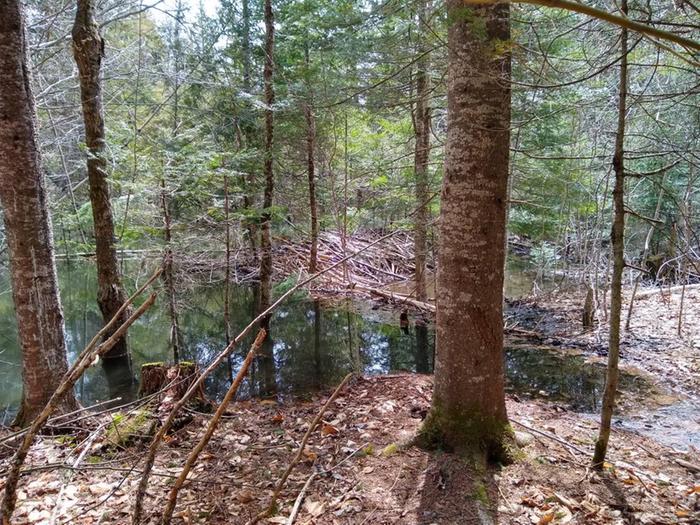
[
  {"left": 321, "top": 422, "right": 339, "bottom": 436},
  {"left": 538, "top": 511, "right": 555, "bottom": 525}
]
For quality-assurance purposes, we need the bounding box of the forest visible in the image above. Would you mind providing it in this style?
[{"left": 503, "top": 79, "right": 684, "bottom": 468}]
[{"left": 0, "top": 0, "right": 698, "bottom": 523}]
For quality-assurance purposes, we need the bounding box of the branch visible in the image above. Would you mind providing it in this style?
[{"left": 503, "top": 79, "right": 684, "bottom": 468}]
[{"left": 466, "top": 0, "right": 700, "bottom": 52}]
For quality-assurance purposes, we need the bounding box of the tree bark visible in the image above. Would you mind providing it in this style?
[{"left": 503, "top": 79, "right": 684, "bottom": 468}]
[
  {"left": 258, "top": 0, "right": 275, "bottom": 332},
  {"left": 413, "top": 0, "right": 431, "bottom": 303},
  {"left": 0, "top": 0, "right": 79, "bottom": 426},
  {"left": 72, "top": 0, "right": 133, "bottom": 393},
  {"left": 305, "top": 46, "right": 319, "bottom": 274},
  {"left": 421, "top": 0, "right": 513, "bottom": 461},
  {"left": 593, "top": 0, "right": 628, "bottom": 467}
]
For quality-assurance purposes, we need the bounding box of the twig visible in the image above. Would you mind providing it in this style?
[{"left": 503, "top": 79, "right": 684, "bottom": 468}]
[
  {"left": 510, "top": 418, "right": 588, "bottom": 456},
  {"left": 286, "top": 472, "right": 316, "bottom": 525},
  {"left": 286, "top": 442, "right": 368, "bottom": 525},
  {"left": 161, "top": 329, "right": 267, "bottom": 525},
  {"left": 246, "top": 373, "right": 353, "bottom": 525}
]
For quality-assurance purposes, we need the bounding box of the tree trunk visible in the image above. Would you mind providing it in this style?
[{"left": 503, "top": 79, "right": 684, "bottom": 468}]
[
  {"left": 72, "top": 0, "right": 133, "bottom": 393},
  {"left": 258, "top": 0, "right": 275, "bottom": 331},
  {"left": 161, "top": 176, "right": 181, "bottom": 363},
  {"left": 305, "top": 46, "right": 319, "bottom": 274},
  {"left": 421, "top": 0, "right": 513, "bottom": 461},
  {"left": 0, "top": 0, "right": 79, "bottom": 426},
  {"left": 413, "top": 0, "right": 431, "bottom": 303},
  {"left": 593, "top": 0, "right": 628, "bottom": 467}
]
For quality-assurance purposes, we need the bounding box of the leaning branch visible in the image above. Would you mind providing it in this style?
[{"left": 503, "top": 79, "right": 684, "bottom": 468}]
[
  {"left": 465, "top": 0, "right": 700, "bottom": 52},
  {"left": 0, "top": 274, "right": 160, "bottom": 525}
]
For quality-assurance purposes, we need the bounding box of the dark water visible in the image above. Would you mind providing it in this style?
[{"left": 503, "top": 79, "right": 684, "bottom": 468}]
[{"left": 0, "top": 260, "right": 636, "bottom": 421}]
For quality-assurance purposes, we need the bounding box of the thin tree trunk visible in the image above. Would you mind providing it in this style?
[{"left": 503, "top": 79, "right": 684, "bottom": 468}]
[
  {"left": 72, "top": 0, "right": 133, "bottom": 393},
  {"left": 593, "top": 0, "right": 628, "bottom": 467},
  {"left": 421, "top": 0, "right": 512, "bottom": 461},
  {"left": 240, "top": 0, "right": 258, "bottom": 261},
  {"left": 413, "top": 0, "right": 431, "bottom": 303},
  {"left": 258, "top": 0, "right": 275, "bottom": 331},
  {"left": 305, "top": 46, "right": 319, "bottom": 274},
  {"left": 0, "top": 0, "right": 79, "bottom": 426},
  {"left": 224, "top": 174, "right": 233, "bottom": 380},
  {"left": 161, "top": 175, "right": 181, "bottom": 363}
]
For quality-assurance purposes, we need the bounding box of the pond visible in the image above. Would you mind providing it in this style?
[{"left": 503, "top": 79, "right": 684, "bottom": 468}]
[{"left": 0, "top": 259, "right": 639, "bottom": 422}]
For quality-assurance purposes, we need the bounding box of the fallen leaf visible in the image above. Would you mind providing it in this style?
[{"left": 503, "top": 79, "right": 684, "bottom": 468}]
[
  {"left": 304, "top": 499, "right": 326, "bottom": 517},
  {"left": 236, "top": 490, "right": 255, "bottom": 503},
  {"left": 321, "top": 423, "right": 339, "bottom": 436},
  {"left": 538, "top": 511, "right": 555, "bottom": 525}
]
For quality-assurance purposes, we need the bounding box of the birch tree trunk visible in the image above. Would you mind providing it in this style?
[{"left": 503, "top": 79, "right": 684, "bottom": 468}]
[
  {"left": 421, "top": 0, "right": 513, "bottom": 461},
  {"left": 593, "top": 0, "right": 628, "bottom": 467},
  {"left": 72, "top": 0, "right": 133, "bottom": 392},
  {"left": 0, "top": 0, "right": 79, "bottom": 426}
]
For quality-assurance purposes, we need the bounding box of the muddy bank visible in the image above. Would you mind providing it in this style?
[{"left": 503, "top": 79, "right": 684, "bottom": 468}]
[{"left": 2, "top": 375, "right": 698, "bottom": 524}]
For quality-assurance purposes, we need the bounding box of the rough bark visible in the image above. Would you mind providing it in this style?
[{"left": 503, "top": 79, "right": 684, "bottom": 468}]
[
  {"left": 0, "top": 0, "right": 79, "bottom": 427},
  {"left": 161, "top": 178, "right": 181, "bottom": 363},
  {"left": 258, "top": 0, "right": 275, "bottom": 331},
  {"left": 72, "top": 0, "right": 133, "bottom": 392},
  {"left": 413, "top": 0, "right": 431, "bottom": 303},
  {"left": 593, "top": 0, "right": 628, "bottom": 467},
  {"left": 305, "top": 45, "right": 319, "bottom": 274},
  {"left": 421, "top": 0, "right": 513, "bottom": 461}
]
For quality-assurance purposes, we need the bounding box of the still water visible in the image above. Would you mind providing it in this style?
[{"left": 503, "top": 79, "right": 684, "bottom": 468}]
[{"left": 0, "top": 260, "right": 624, "bottom": 422}]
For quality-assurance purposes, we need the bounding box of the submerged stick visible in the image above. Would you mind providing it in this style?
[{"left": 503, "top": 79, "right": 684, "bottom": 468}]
[
  {"left": 161, "top": 329, "right": 267, "bottom": 525},
  {"left": 0, "top": 282, "right": 159, "bottom": 525},
  {"left": 247, "top": 373, "right": 353, "bottom": 525}
]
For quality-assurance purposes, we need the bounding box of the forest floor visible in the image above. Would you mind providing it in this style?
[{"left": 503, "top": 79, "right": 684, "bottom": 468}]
[{"left": 2, "top": 374, "right": 698, "bottom": 525}]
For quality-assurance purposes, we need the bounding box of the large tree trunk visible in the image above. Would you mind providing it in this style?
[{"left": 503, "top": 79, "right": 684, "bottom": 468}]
[
  {"left": 593, "top": 0, "right": 628, "bottom": 467},
  {"left": 0, "top": 0, "right": 79, "bottom": 426},
  {"left": 413, "top": 0, "right": 431, "bottom": 303},
  {"left": 258, "top": 0, "right": 275, "bottom": 331},
  {"left": 72, "top": 0, "right": 133, "bottom": 394},
  {"left": 421, "top": 0, "right": 512, "bottom": 461}
]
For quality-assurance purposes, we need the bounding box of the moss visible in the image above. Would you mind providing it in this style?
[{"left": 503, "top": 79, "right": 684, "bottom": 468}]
[
  {"left": 363, "top": 444, "right": 375, "bottom": 456},
  {"left": 417, "top": 403, "right": 516, "bottom": 465},
  {"left": 105, "top": 409, "right": 155, "bottom": 447},
  {"left": 472, "top": 482, "right": 489, "bottom": 506},
  {"left": 381, "top": 443, "right": 398, "bottom": 457}
]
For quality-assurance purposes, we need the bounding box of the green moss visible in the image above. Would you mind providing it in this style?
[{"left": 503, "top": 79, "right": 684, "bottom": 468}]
[
  {"left": 472, "top": 482, "right": 489, "bottom": 505},
  {"left": 381, "top": 443, "right": 398, "bottom": 457},
  {"left": 105, "top": 409, "right": 155, "bottom": 447},
  {"left": 417, "top": 403, "right": 516, "bottom": 465},
  {"left": 363, "top": 444, "right": 375, "bottom": 456}
]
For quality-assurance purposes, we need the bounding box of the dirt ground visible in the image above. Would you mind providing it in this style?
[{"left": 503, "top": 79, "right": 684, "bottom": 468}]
[
  {"left": 2, "top": 373, "right": 698, "bottom": 525},
  {"left": 2, "top": 283, "right": 699, "bottom": 525}
]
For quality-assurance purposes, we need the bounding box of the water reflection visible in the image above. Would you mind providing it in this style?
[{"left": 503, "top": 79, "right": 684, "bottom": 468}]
[{"left": 0, "top": 260, "right": 630, "bottom": 417}]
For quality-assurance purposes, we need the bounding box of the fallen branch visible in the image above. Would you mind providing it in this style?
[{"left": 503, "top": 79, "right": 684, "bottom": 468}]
[
  {"left": 0, "top": 266, "right": 161, "bottom": 525},
  {"left": 132, "top": 227, "right": 412, "bottom": 524},
  {"left": 161, "top": 329, "right": 267, "bottom": 525},
  {"left": 358, "top": 285, "right": 435, "bottom": 312},
  {"left": 247, "top": 373, "right": 353, "bottom": 525}
]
